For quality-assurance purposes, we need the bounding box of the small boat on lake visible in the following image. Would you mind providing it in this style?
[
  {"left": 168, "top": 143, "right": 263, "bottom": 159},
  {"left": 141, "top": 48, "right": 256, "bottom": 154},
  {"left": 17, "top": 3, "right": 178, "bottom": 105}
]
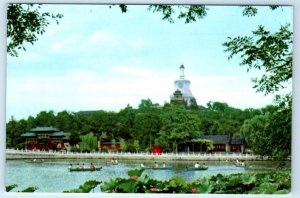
[
  {"left": 186, "top": 166, "right": 209, "bottom": 171},
  {"left": 69, "top": 167, "right": 102, "bottom": 172},
  {"left": 234, "top": 161, "right": 246, "bottom": 168},
  {"left": 144, "top": 166, "right": 172, "bottom": 170},
  {"left": 106, "top": 162, "right": 118, "bottom": 165},
  {"left": 25, "top": 159, "right": 44, "bottom": 163}
]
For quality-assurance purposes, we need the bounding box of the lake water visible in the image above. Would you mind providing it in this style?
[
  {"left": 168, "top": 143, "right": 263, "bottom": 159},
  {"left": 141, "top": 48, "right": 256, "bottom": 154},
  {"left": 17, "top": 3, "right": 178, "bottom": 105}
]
[{"left": 5, "top": 159, "right": 285, "bottom": 193}]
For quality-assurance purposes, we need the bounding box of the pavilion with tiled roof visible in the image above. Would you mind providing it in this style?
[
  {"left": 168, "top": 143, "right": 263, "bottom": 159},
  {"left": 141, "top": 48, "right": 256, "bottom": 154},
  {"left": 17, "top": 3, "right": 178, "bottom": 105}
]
[
  {"left": 21, "top": 126, "right": 68, "bottom": 150},
  {"left": 178, "top": 134, "right": 245, "bottom": 153}
]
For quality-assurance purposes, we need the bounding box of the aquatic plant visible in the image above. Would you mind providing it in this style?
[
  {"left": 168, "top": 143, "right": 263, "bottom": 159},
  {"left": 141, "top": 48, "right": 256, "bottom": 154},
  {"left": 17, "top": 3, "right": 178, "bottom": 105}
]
[
  {"left": 100, "top": 169, "right": 291, "bottom": 194},
  {"left": 63, "top": 180, "right": 101, "bottom": 193},
  {"left": 127, "top": 168, "right": 145, "bottom": 177},
  {"left": 6, "top": 184, "right": 18, "bottom": 192},
  {"left": 18, "top": 186, "right": 38, "bottom": 192},
  {"left": 7, "top": 170, "right": 291, "bottom": 194},
  {"left": 6, "top": 184, "right": 38, "bottom": 192}
]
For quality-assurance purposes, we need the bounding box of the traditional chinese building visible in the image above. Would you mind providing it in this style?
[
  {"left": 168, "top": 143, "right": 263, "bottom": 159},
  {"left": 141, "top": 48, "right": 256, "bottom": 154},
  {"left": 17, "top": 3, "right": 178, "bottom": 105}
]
[
  {"left": 178, "top": 135, "right": 245, "bottom": 153},
  {"left": 170, "top": 89, "right": 185, "bottom": 105},
  {"left": 21, "top": 126, "right": 67, "bottom": 150},
  {"left": 100, "top": 142, "right": 121, "bottom": 151}
]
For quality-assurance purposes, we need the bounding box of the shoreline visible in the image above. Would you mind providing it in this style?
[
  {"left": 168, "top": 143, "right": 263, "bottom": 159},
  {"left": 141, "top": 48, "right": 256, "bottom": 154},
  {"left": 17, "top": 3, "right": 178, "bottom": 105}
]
[{"left": 6, "top": 149, "right": 271, "bottom": 161}]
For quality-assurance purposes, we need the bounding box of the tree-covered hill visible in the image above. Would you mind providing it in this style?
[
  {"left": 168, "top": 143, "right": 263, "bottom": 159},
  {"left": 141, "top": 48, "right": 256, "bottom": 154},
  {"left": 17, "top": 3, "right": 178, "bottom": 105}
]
[{"left": 6, "top": 98, "right": 291, "bottom": 158}]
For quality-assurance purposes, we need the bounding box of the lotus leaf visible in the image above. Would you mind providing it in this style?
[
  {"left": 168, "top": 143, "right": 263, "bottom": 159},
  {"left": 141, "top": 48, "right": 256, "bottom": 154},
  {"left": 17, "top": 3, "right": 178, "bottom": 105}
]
[
  {"left": 18, "top": 186, "right": 38, "bottom": 192},
  {"left": 6, "top": 184, "right": 18, "bottom": 192},
  {"left": 127, "top": 168, "right": 145, "bottom": 177}
]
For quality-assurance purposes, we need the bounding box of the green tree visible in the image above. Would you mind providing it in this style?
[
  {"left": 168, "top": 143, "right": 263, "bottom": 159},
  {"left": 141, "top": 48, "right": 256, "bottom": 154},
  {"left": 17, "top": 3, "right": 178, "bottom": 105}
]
[
  {"left": 133, "top": 100, "right": 161, "bottom": 150},
  {"left": 133, "top": 140, "right": 140, "bottom": 152},
  {"left": 159, "top": 105, "right": 201, "bottom": 152},
  {"left": 79, "top": 132, "right": 98, "bottom": 152},
  {"left": 138, "top": 98, "right": 154, "bottom": 111},
  {"left": 86, "top": 111, "right": 118, "bottom": 140},
  {"left": 223, "top": 24, "right": 292, "bottom": 95},
  {"left": 54, "top": 111, "right": 81, "bottom": 146},
  {"left": 147, "top": 5, "right": 207, "bottom": 23},
  {"left": 54, "top": 110, "right": 78, "bottom": 132},
  {"left": 119, "top": 138, "right": 127, "bottom": 151},
  {"left": 207, "top": 101, "right": 229, "bottom": 112},
  {"left": 240, "top": 113, "right": 273, "bottom": 156},
  {"left": 267, "top": 94, "right": 291, "bottom": 157},
  {"left": 133, "top": 112, "right": 160, "bottom": 150},
  {"left": 197, "top": 102, "right": 245, "bottom": 135},
  {"left": 189, "top": 98, "right": 199, "bottom": 110},
  {"left": 116, "top": 105, "right": 136, "bottom": 139},
  {"left": 6, "top": 118, "right": 29, "bottom": 148},
  {"left": 242, "top": 108, "right": 262, "bottom": 120},
  {"left": 26, "top": 116, "right": 36, "bottom": 130},
  {"left": 7, "top": 4, "right": 63, "bottom": 57},
  {"left": 34, "top": 110, "right": 56, "bottom": 127},
  {"left": 240, "top": 96, "right": 291, "bottom": 158}
]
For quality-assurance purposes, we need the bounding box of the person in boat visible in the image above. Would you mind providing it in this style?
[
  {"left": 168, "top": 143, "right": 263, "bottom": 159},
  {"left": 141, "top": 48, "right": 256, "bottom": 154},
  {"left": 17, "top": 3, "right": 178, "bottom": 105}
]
[
  {"left": 90, "top": 163, "right": 95, "bottom": 170},
  {"left": 195, "top": 162, "right": 200, "bottom": 168},
  {"left": 241, "top": 160, "right": 245, "bottom": 166},
  {"left": 81, "top": 163, "right": 86, "bottom": 170},
  {"left": 114, "top": 159, "right": 118, "bottom": 164},
  {"left": 154, "top": 162, "right": 158, "bottom": 168},
  {"left": 111, "top": 158, "right": 115, "bottom": 163},
  {"left": 68, "top": 164, "right": 72, "bottom": 170},
  {"left": 141, "top": 163, "right": 145, "bottom": 168},
  {"left": 162, "top": 162, "right": 166, "bottom": 168},
  {"left": 76, "top": 163, "right": 80, "bottom": 169}
]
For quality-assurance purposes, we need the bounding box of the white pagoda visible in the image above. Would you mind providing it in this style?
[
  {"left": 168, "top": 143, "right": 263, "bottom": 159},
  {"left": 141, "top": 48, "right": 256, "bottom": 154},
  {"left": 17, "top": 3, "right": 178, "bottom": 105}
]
[{"left": 171, "top": 64, "right": 195, "bottom": 106}]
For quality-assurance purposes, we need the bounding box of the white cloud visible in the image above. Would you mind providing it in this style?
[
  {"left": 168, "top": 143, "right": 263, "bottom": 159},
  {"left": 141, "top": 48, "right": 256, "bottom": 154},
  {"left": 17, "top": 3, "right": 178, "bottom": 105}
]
[
  {"left": 87, "top": 29, "right": 118, "bottom": 46},
  {"left": 191, "top": 75, "right": 274, "bottom": 108},
  {"left": 130, "top": 38, "right": 150, "bottom": 48},
  {"left": 87, "top": 29, "right": 150, "bottom": 49},
  {"left": 113, "top": 66, "right": 157, "bottom": 78},
  {"left": 51, "top": 42, "right": 64, "bottom": 50},
  {"left": 17, "top": 51, "right": 43, "bottom": 62},
  {"left": 6, "top": 67, "right": 174, "bottom": 119},
  {"left": 50, "top": 36, "right": 81, "bottom": 50}
]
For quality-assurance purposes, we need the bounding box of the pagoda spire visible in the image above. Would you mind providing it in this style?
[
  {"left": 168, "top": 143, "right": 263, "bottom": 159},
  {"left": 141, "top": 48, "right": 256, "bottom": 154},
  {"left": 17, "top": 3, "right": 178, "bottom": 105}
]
[{"left": 179, "top": 63, "right": 185, "bottom": 79}]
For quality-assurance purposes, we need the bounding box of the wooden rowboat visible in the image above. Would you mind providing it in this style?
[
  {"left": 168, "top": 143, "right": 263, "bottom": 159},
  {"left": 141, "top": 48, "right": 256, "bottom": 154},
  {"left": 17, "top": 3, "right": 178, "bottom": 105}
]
[
  {"left": 106, "top": 161, "right": 118, "bottom": 165},
  {"left": 25, "top": 159, "right": 44, "bottom": 163},
  {"left": 186, "top": 166, "right": 208, "bottom": 171},
  {"left": 144, "top": 166, "right": 172, "bottom": 170},
  {"left": 69, "top": 167, "right": 102, "bottom": 172}
]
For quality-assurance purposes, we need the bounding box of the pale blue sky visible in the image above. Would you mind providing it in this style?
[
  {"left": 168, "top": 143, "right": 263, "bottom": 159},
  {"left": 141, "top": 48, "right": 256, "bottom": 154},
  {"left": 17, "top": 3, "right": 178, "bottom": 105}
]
[{"left": 6, "top": 5, "right": 293, "bottom": 120}]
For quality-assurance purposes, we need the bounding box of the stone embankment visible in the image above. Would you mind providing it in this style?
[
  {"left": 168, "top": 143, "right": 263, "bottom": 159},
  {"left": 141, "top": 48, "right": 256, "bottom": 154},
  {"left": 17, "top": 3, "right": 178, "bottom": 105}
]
[{"left": 6, "top": 149, "right": 264, "bottom": 161}]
